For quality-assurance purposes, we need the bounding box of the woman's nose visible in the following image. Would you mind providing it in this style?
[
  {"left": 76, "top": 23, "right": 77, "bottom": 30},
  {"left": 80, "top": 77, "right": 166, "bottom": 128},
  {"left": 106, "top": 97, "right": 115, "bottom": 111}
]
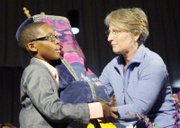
[{"left": 107, "top": 34, "right": 113, "bottom": 43}]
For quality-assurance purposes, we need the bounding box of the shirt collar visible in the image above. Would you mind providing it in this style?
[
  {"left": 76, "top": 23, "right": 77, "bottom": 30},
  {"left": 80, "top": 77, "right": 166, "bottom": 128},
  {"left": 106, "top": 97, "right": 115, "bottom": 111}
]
[{"left": 33, "top": 58, "right": 58, "bottom": 78}]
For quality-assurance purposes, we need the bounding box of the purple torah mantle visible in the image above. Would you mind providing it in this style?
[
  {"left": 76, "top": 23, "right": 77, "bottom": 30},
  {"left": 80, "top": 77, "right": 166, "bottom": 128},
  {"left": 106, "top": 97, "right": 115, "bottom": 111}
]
[{"left": 16, "top": 14, "right": 110, "bottom": 103}]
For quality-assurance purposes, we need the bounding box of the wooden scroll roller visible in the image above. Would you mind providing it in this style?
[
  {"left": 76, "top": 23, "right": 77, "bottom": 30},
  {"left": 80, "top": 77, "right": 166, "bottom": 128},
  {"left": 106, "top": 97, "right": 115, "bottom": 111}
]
[
  {"left": 23, "top": 7, "right": 31, "bottom": 18},
  {"left": 23, "top": 7, "right": 45, "bottom": 18}
]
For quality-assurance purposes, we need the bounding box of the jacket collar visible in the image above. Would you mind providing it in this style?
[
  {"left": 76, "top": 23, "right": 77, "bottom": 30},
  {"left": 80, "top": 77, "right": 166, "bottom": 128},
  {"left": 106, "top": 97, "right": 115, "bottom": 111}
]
[{"left": 115, "top": 44, "right": 146, "bottom": 67}]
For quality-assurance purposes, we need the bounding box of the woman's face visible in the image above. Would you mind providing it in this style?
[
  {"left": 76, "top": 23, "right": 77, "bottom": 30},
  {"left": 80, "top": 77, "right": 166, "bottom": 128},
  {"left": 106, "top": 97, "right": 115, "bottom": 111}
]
[{"left": 107, "top": 23, "right": 140, "bottom": 55}]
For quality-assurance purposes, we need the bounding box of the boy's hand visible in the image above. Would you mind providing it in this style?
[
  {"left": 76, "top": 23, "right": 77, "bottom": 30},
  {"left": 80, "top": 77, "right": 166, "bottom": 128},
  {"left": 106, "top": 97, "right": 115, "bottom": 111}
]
[
  {"left": 100, "top": 102, "right": 119, "bottom": 120},
  {"left": 111, "top": 107, "right": 119, "bottom": 119},
  {"left": 110, "top": 95, "right": 117, "bottom": 106}
]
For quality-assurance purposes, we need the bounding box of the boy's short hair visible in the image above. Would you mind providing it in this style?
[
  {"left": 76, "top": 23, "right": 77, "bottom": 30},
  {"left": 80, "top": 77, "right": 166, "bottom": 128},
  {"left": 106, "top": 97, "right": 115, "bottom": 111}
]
[{"left": 16, "top": 21, "right": 47, "bottom": 48}]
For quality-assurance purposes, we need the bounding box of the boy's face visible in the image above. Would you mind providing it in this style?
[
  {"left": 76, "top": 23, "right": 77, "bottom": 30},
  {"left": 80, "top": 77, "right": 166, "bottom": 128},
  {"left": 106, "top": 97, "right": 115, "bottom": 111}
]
[{"left": 27, "top": 24, "right": 61, "bottom": 62}]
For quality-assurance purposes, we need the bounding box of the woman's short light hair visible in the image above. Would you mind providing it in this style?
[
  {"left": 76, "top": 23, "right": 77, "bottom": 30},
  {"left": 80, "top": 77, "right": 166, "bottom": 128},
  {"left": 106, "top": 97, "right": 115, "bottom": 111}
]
[{"left": 105, "top": 8, "right": 149, "bottom": 43}]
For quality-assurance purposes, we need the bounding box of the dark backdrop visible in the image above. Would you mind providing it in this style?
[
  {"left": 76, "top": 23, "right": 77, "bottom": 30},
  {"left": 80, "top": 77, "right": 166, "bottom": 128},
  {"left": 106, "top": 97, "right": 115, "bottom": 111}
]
[{"left": 0, "top": 0, "right": 180, "bottom": 127}]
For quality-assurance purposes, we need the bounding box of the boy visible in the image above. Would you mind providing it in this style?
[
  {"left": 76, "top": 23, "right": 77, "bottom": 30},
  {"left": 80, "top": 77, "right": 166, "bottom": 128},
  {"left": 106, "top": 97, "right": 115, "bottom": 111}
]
[{"left": 16, "top": 22, "right": 118, "bottom": 128}]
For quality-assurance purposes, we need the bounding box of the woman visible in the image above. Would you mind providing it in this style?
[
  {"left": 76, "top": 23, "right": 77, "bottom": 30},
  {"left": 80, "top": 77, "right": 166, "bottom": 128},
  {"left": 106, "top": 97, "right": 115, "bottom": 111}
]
[{"left": 100, "top": 7, "right": 175, "bottom": 128}]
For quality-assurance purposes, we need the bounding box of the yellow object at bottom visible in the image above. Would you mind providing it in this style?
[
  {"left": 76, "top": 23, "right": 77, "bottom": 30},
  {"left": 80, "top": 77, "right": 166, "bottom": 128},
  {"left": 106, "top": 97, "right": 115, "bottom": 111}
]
[{"left": 87, "top": 120, "right": 116, "bottom": 128}]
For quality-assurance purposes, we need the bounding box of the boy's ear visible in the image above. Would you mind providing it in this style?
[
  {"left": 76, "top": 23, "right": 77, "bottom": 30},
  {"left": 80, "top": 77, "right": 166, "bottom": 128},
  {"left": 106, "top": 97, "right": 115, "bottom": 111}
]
[{"left": 25, "top": 42, "right": 37, "bottom": 52}]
